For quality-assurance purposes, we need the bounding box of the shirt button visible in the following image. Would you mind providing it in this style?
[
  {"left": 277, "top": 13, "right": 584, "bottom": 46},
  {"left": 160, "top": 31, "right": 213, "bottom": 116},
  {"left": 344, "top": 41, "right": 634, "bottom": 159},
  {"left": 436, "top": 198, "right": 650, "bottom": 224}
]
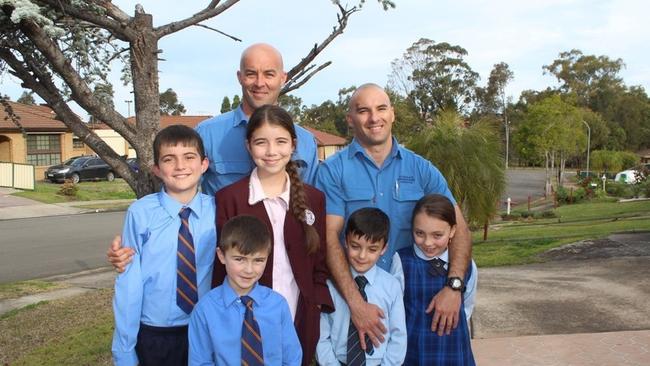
[{"left": 379, "top": 192, "right": 384, "bottom": 196}]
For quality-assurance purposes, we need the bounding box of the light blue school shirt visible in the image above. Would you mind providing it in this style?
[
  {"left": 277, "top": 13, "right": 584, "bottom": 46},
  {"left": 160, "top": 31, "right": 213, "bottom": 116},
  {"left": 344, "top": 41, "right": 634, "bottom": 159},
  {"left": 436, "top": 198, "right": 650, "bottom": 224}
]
[
  {"left": 195, "top": 106, "right": 320, "bottom": 195},
  {"left": 188, "top": 279, "right": 302, "bottom": 366},
  {"left": 315, "top": 137, "right": 456, "bottom": 270},
  {"left": 390, "top": 246, "right": 478, "bottom": 321},
  {"left": 111, "top": 190, "right": 216, "bottom": 366},
  {"left": 316, "top": 265, "right": 407, "bottom": 366}
]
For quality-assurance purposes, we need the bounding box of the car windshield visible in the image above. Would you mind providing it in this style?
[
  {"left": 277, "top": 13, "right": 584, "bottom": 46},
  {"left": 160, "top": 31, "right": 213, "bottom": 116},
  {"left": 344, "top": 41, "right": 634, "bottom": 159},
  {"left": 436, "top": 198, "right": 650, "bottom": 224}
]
[{"left": 68, "top": 157, "right": 89, "bottom": 166}]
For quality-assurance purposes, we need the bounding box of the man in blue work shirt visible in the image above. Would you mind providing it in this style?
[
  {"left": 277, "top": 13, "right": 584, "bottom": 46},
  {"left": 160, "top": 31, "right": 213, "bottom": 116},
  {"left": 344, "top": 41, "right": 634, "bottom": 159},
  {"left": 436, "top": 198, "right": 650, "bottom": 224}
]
[
  {"left": 316, "top": 83, "right": 473, "bottom": 352},
  {"left": 195, "top": 43, "right": 319, "bottom": 195}
]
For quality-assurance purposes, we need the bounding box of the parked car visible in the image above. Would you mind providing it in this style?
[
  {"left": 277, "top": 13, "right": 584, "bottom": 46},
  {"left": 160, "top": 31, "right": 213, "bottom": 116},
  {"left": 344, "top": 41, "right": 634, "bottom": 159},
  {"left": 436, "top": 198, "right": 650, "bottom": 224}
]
[
  {"left": 126, "top": 157, "right": 139, "bottom": 173},
  {"left": 614, "top": 169, "right": 641, "bottom": 184},
  {"left": 45, "top": 156, "right": 115, "bottom": 184}
]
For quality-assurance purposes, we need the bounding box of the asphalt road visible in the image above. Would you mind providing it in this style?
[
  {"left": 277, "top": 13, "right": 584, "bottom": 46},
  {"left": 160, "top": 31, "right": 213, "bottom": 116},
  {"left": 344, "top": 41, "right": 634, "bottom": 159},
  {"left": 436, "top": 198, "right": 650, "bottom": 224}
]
[{"left": 0, "top": 211, "right": 124, "bottom": 283}]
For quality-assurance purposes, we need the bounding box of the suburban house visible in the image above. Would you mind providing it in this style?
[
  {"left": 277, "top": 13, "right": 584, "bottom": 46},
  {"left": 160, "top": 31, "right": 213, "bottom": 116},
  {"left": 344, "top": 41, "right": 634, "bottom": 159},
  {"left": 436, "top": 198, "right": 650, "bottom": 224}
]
[
  {"left": 0, "top": 101, "right": 88, "bottom": 180},
  {"left": 638, "top": 148, "right": 650, "bottom": 164},
  {"left": 302, "top": 126, "right": 347, "bottom": 161}
]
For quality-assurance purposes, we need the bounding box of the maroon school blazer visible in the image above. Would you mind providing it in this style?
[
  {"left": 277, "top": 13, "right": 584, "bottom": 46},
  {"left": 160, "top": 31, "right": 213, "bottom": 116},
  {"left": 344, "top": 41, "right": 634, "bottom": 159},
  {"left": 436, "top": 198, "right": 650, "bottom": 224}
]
[{"left": 212, "top": 176, "right": 334, "bottom": 366}]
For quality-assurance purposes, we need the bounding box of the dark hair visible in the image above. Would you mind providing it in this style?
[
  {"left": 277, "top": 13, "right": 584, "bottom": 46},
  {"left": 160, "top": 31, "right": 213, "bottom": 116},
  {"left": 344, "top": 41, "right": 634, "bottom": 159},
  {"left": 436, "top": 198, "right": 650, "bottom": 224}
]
[
  {"left": 153, "top": 124, "right": 206, "bottom": 164},
  {"left": 220, "top": 215, "right": 271, "bottom": 255},
  {"left": 246, "top": 104, "right": 320, "bottom": 254},
  {"left": 345, "top": 207, "right": 390, "bottom": 247},
  {"left": 411, "top": 194, "right": 456, "bottom": 227}
]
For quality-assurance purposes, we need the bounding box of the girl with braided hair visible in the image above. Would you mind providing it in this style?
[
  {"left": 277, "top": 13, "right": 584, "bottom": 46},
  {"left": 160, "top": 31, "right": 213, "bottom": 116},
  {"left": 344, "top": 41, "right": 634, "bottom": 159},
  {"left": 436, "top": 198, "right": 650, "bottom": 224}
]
[{"left": 211, "top": 104, "right": 333, "bottom": 365}]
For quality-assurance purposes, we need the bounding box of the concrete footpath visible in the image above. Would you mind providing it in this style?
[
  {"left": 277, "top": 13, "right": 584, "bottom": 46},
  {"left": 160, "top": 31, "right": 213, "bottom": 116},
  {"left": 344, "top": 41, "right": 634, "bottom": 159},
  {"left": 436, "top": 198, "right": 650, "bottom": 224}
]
[{"left": 1, "top": 187, "right": 649, "bottom": 365}]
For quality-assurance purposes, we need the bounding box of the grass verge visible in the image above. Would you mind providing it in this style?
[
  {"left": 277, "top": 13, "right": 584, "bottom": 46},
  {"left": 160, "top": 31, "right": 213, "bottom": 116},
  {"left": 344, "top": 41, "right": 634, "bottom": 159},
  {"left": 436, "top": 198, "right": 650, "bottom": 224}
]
[
  {"left": 474, "top": 199, "right": 650, "bottom": 266},
  {"left": 12, "top": 180, "right": 135, "bottom": 204},
  {"left": 0, "top": 289, "right": 113, "bottom": 366},
  {"left": 0, "top": 280, "right": 68, "bottom": 301}
]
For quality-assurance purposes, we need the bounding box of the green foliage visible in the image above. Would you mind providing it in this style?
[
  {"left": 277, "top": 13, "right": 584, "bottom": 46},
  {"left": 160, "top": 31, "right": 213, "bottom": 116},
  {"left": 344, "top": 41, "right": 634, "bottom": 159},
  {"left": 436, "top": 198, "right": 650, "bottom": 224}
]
[
  {"left": 408, "top": 110, "right": 505, "bottom": 226},
  {"left": 220, "top": 96, "right": 231, "bottom": 113},
  {"left": 473, "top": 62, "right": 514, "bottom": 117},
  {"left": 16, "top": 91, "right": 35, "bottom": 105},
  {"left": 14, "top": 180, "right": 135, "bottom": 204},
  {"left": 605, "top": 181, "right": 634, "bottom": 198},
  {"left": 556, "top": 186, "right": 587, "bottom": 205},
  {"left": 389, "top": 38, "right": 479, "bottom": 119},
  {"left": 159, "top": 88, "right": 186, "bottom": 116},
  {"left": 232, "top": 95, "right": 241, "bottom": 109},
  {"left": 590, "top": 150, "right": 639, "bottom": 172},
  {"left": 301, "top": 86, "right": 356, "bottom": 137},
  {"left": 57, "top": 179, "right": 78, "bottom": 198},
  {"left": 278, "top": 94, "right": 304, "bottom": 121}
]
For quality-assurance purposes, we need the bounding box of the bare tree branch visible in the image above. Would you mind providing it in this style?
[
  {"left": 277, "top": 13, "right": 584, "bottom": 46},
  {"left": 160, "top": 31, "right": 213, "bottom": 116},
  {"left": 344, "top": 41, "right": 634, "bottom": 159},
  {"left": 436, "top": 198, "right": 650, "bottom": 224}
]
[
  {"left": 18, "top": 17, "right": 136, "bottom": 140},
  {"left": 283, "top": 3, "right": 359, "bottom": 90},
  {"left": 192, "top": 23, "right": 241, "bottom": 42},
  {"left": 282, "top": 62, "right": 332, "bottom": 94},
  {"left": 0, "top": 47, "right": 134, "bottom": 182},
  {"left": 155, "top": 0, "right": 240, "bottom": 39},
  {"left": 35, "top": 0, "right": 135, "bottom": 41}
]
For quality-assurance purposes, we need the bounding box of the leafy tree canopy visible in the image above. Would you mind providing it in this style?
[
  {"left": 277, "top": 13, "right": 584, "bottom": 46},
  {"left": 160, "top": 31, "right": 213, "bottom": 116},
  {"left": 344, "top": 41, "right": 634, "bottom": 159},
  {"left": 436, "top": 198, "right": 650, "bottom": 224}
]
[{"left": 159, "top": 88, "right": 186, "bottom": 116}]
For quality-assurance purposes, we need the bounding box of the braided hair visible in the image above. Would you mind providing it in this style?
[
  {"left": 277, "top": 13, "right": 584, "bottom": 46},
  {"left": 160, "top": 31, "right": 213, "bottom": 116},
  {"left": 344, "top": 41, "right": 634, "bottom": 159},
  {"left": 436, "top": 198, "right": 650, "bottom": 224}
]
[{"left": 246, "top": 104, "right": 320, "bottom": 254}]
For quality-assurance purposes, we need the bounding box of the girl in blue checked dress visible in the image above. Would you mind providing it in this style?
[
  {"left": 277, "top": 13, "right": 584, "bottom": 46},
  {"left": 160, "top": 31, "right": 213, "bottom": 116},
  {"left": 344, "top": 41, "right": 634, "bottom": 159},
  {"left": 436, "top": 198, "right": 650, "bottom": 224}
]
[{"left": 391, "top": 194, "right": 478, "bottom": 366}]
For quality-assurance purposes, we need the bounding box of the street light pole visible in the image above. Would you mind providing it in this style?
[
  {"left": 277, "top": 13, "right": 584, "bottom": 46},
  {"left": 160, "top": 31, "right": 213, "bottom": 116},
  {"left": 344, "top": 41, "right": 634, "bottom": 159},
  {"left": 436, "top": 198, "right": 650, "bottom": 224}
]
[
  {"left": 125, "top": 100, "right": 133, "bottom": 117},
  {"left": 582, "top": 120, "right": 591, "bottom": 177}
]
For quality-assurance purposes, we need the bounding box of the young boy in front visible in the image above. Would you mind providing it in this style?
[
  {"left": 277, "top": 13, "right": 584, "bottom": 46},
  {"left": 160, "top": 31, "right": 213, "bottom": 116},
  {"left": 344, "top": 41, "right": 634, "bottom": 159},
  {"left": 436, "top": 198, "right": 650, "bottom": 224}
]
[
  {"left": 316, "top": 207, "right": 407, "bottom": 366},
  {"left": 189, "top": 215, "right": 302, "bottom": 366},
  {"left": 112, "top": 125, "right": 216, "bottom": 366}
]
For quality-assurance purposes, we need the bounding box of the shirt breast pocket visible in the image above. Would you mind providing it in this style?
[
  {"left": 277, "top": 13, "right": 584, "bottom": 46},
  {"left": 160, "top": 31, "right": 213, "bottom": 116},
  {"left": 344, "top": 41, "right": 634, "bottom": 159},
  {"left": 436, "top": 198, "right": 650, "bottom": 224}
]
[
  {"left": 393, "top": 185, "right": 424, "bottom": 233},
  {"left": 342, "top": 186, "right": 374, "bottom": 218},
  {"left": 211, "top": 161, "right": 252, "bottom": 176}
]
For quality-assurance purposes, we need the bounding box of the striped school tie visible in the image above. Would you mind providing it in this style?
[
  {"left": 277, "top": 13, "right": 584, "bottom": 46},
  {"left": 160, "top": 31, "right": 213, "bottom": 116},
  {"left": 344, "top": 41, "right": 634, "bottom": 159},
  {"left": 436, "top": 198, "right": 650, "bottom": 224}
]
[
  {"left": 347, "top": 275, "right": 373, "bottom": 366},
  {"left": 241, "top": 295, "right": 264, "bottom": 366},
  {"left": 428, "top": 257, "right": 447, "bottom": 277},
  {"left": 176, "top": 207, "right": 198, "bottom": 314}
]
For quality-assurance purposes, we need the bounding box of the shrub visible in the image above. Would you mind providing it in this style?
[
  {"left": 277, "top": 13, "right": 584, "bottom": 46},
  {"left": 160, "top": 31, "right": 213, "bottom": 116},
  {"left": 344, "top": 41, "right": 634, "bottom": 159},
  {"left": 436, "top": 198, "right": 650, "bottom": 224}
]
[
  {"left": 539, "top": 210, "right": 557, "bottom": 218},
  {"left": 606, "top": 181, "right": 633, "bottom": 198},
  {"left": 57, "top": 179, "right": 78, "bottom": 198}
]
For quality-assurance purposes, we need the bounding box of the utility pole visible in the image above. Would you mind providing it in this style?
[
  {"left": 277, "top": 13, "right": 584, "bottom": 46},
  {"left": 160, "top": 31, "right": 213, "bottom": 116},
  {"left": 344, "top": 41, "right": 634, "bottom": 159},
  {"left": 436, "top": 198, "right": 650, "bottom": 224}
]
[
  {"left": 582, "top": 120, "right": 591, "bottom": 177},
  {"left": 125, "top": 100, "right": 133, "bottom": 117}
]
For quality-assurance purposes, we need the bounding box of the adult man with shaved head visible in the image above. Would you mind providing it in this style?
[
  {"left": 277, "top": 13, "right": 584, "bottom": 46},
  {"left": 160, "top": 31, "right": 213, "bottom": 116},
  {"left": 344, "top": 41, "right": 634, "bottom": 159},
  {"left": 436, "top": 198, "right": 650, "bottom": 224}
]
[
  {"left": 196, "top": 43, "right": 318, "bottom": 194},
  {"left": 316, "top": 83, "right": 473, "bottom": 350}
]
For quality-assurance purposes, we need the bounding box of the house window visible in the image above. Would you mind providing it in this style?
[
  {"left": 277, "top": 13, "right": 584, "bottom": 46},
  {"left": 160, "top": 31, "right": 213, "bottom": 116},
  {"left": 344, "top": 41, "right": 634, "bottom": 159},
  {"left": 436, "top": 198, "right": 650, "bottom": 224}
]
[
  {"left": 73, "top": 137, "right": 84, "bottom": 148},
  {"left": 26, "top": 134, "right": 61, "bottom": 166}
]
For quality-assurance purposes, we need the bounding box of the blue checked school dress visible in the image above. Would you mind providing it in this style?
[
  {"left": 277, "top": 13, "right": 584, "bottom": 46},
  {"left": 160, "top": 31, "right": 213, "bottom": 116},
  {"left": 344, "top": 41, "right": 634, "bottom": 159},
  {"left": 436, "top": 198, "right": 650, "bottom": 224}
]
[{"left": 397, "top": 246, "right": 475, "bottom": 366}]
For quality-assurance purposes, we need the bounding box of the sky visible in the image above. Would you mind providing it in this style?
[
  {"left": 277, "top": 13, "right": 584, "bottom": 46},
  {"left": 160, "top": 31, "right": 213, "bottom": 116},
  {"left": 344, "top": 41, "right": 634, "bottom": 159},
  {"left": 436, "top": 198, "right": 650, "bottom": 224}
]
[{"left": 1, "top": 0, "right": 649, "bottom": 118}]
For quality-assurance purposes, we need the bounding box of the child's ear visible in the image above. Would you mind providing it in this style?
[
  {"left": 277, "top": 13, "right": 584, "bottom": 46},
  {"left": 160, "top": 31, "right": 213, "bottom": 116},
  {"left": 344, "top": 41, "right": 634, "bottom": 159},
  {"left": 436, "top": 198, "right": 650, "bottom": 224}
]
[
  {"left": 151, "top": 164, "right": 161, "bottom": 178},
  {"left": 245, "top": 139, "right": 252, "bottom": 154},
  {"left": 216, "top": 247, "right": 226, "bottom": 265},
  {"left": 200, "top": 157, "right": 209, "bottom": 174},
  {"left": 449, "top": 225, "right": 457, "bottom": 239},
  {"left": 380, "top": 240, "right": 388, "bottom": 256}
]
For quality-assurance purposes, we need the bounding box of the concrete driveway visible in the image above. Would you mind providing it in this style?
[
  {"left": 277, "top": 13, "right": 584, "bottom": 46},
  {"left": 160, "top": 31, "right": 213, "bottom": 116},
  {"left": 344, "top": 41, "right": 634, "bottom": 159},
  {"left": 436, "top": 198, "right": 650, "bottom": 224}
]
[{"left": 473, "top": 233, "right": 650, "bottom": 339}]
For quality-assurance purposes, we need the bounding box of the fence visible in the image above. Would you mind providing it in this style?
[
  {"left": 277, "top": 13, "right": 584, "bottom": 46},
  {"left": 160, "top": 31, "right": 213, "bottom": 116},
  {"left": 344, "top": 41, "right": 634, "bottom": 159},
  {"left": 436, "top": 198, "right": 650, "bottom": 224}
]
[{"left": 0, "top": 162, "right": 35, "bottom": 190}]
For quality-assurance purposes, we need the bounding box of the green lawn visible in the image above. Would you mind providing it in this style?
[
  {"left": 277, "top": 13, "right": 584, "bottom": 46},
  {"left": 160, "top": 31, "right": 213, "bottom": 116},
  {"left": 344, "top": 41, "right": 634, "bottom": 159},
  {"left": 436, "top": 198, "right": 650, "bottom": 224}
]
[
  {"left": 12, "top": 180, "right": 136, "bottom": 203},
  {"left": 473, "top": 199, "right": 650, "bottom": 266}
]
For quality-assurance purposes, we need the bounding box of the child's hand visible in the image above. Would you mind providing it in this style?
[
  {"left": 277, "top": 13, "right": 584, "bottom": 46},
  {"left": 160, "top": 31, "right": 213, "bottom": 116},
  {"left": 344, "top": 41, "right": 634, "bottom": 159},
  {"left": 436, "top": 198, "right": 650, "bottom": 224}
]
[
  {"left": 426, "top": 286, "right": 461, "bottom": 336},
  {"left": 106, "top": 235, "right": 135, "bottom": 273}
]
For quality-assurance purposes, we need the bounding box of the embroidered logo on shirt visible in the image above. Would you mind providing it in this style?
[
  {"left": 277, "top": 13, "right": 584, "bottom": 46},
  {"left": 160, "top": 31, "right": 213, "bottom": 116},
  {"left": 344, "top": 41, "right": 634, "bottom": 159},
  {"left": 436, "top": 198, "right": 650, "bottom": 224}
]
[{"left": 398, "top": 175, "right": 415, "bottom": 183}]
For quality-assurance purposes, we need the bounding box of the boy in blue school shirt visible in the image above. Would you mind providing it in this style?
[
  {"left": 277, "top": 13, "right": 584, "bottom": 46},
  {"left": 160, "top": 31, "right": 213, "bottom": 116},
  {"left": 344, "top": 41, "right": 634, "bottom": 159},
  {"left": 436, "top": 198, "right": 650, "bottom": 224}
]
[
  {"left": 112, "top": 125, "right": 216, "bottom": 366},
  {"left": 316, "top": 208, "right": 407, "bottom": 366},
  {"left": 189, "top": 215, "right": 302, "bottom": 366}
]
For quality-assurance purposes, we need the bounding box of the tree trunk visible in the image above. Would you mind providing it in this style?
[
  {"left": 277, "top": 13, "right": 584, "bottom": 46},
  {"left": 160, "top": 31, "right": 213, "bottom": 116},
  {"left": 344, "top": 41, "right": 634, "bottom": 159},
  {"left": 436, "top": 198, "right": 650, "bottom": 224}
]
[
  {"left": 128, "top": 13, "right": 162, "bottom": 198},
  {"left": 544, "top": 150, "right": 552, "bottom": 196}
]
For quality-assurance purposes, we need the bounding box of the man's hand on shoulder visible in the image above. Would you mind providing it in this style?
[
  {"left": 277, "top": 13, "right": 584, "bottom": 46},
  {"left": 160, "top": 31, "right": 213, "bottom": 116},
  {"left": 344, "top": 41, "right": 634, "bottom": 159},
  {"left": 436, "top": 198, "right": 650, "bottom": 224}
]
[
  {"left": 426, "top": 286, "right": 461, "bottom": 336},
  {"left": 106, "top": 235, "right": 134, "bottom": 273}
]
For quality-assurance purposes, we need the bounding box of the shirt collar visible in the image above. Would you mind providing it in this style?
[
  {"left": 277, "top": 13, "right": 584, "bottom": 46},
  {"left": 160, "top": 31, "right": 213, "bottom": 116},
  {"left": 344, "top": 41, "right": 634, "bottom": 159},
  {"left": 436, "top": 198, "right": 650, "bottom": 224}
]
[
  {"left": 350, "top": 264, "right": 378, "bottom": 287},
  {"left": 157, "top": 188, "right": 204, "bottom": 219},
  {"left": 412, "top": 244, "right": 449, "bottom": 263},
  {"left": 221, "top": 276, "right": 264, "bottom": 307},
  {"left": 231, "top": 105, "right": 249, "bottom": 127},
  {"left": 248, "top": 167, "right": 291, "bottom": 206},
  {"left": 347, "top": 136, "right": 402, "bottom": 161}
]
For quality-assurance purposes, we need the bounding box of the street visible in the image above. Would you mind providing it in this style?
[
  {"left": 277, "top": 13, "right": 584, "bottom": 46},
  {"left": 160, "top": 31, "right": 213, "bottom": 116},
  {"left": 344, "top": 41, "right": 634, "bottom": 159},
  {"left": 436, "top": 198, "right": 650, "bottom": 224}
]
[{"left": 0, "top": 211, "right": 124, "bottom": 283}]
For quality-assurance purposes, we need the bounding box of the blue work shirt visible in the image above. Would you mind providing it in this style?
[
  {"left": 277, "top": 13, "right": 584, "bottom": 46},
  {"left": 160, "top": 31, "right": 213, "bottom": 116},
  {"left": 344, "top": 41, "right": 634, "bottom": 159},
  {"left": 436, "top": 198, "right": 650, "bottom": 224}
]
[
  {"left": 112, "top": 190, "right": 216, "bottom": 366},
  {"left": 188, "top": 279, "right": 302, "bottom": 366},
  {"left": 316, "top": 265, "right": 407, "bottom": 366},
  {"left": 195, "top": 106, "right": 319, "bottom": 195},
  {"left": 316, "top": 137, "right": 456, "bottom": 271}
]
